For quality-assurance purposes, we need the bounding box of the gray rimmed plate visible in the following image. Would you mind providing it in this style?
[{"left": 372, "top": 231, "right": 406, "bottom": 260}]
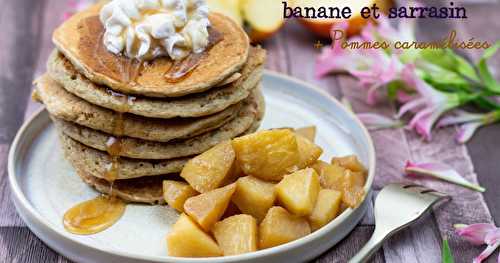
[{"left": 8, "top": 71, "right": 375, "bottom": 263}]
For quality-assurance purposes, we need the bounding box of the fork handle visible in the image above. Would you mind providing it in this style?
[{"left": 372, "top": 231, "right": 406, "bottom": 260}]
[{"left": 348, "top": 227, "right": 387, "bottom": 263}]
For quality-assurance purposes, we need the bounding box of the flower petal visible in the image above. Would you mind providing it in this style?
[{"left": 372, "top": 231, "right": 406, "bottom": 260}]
[
  {"left": 404, "top": 161, "right": 486, "bottom": 192},
  {"left": 455, "top": 223, "right": 497, "bottom": 245},
  {"left": 397, "top": 97, "right": 427, "bottom": 118},
  {"left": 485, "top": 228, "right": 500, "bottom": 245},
  {"left": 357, "top": 113, "right": 404, "bottom": 131},
  {"left": 456, "top": 122, "right": 482, "bottom": 144},
  {"left": 473, "top": 242, "right": 500, "bottom": 263},
  {"left": 438, "top": 110, "right": 485, "bottom": 128}
]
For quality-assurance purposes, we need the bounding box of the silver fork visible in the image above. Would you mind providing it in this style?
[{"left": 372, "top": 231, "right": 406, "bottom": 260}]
[{"left": 349, "top": 183, "right": 451, "bottom": 263}]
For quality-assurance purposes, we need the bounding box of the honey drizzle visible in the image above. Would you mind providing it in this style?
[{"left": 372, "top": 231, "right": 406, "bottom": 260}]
[
  {"left": 164, "top": 27, "right": 224, "bottom": 82},
  {"left": 63, "top": 196, "right": 126, "bottom": 235},
  {"left": 63, "top": 88, "right": 135, "bottom": 236}
]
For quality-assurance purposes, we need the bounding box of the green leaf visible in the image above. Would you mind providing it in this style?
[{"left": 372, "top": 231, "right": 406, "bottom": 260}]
[
  {"left": 386, "top": 80, "right": 406, "bottom": 101},
  {"left": 473, "top": 96, "right": 500, "bottom": 111},
  {"left": 478, "top": 42, "right": 500, "bottom": 93},
  {"left": 421, "top": 49, "right": 478, "bottom": 82},
  {"left": 442, "top": 239, "right": 455, "bottom": 263}
]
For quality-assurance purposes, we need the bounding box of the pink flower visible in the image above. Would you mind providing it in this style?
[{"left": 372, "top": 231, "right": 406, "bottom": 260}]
[
  {"left": 397, "top": 66, "right": 474, "bottom": 140},
  {"left": 454, "top": 224, "right": 500, "bottom": 263},
  {"left": 404, "top": 161, "right": 485, "bottom": 192},
  {"left": 357, "top": 113, "right": 404, "bottom": 131},
  {"left": 316, "top": 22, "right": 406, "bottom": 105},
  {"left": 438, "top": 110, "right": 500, "bottom": 143}
]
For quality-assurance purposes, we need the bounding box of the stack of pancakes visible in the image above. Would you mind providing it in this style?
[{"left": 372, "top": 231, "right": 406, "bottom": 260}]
[{"left": 32, "top": 4, "right": 266, "bottom": 204}]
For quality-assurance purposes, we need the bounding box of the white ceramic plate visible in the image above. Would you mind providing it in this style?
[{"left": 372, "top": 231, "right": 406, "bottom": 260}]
[{"left": 9, "top": 71, "right": 375, "bottom": 263}]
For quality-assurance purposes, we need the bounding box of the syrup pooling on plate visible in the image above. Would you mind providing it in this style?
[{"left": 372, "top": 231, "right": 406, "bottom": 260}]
[
  {"left": 63, "top": 89, "right": 134, "bottom": 235},
  {"left": 63, "top": 196, "right": 126, "bottom": 235}
]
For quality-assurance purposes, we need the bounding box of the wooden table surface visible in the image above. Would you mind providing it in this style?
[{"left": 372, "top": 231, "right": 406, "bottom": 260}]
[{"left": 1, "top": 0, "right": 499, "bottom": 262}]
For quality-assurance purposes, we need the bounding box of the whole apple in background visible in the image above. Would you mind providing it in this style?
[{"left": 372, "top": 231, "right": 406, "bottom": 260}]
[
  {"left": 241, "top": 0, "right": 285, "bottom": 43},
  {"left": 292, "top": 0, "right": 393, "bottom": 38},
  {"left": 208, "top": 0, "right": 285, "bottom": 43},
  {"left": 207, "top": 0, "right": 244, "bottom": 26}
]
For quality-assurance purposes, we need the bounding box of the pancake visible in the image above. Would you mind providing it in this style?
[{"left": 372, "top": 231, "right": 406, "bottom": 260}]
[
  {"left": 33, "top": 75, "right": 240, "bottom": 142},
  {"left": 60, "top": 132, "right": 188, "bottom": 180},
  {"left": 53, "top": 89, "right": 263, "bottom": 159},
  {"left": 75, "top": 167, "right": 168, "bottom": 204},
  {"left": 53, "top": 3, "right": 250, "bottom": 98},
  {"left": 47, "top": 46, "right": 266, "bottom": 119}
]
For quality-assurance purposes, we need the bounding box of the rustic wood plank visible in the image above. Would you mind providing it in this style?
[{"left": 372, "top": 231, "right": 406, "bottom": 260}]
[
  {"left": 360, "top": 190, "right": 376, "bottom": 226},
  {"left": 0, "top": 0, "right": 46, "bottom": 143},
  {"left": 0, "top": 144, "right": 25, "bottom": 227},
  {"left": 262, "top": 30, "right": 290, "bottom": 75},
  {"left": 57, "top": 255, "right": 73, "bottom": 263},
  {"left": 0, "top": 227, "right": 59, "bottom": 262},
  {"left": 454, "top": 3, "right": 500, "bottom": 224},
  {"left": 315, "top": 226, "right": 385, "bottom": 263},
  {"left": 382, "top": 213, "right": 443, "bottom": 263},
  {"left": 24, "top": 0, "right": 73, "bottom": 120}
]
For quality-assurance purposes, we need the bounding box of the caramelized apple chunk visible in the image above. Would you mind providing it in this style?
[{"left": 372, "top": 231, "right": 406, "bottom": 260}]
[
  {"left": 213, "top": 214, "right": 258, "bottom": 256},
  {"left": 342, "top": 170, "right": 366, "bottom": 208},
  {"left": 296, "top": 135, "right": 323, "bottom": 169},
  {"left": 259, "top": 206, "right": 311, "bottom": 249},
  {"left": 163, "top": 180, "right": 198, "bottom": 212},
  {"left": 311, "top": 160, "right": 345, "bottom": 191},
  {"left": 232, "top": 176, "right": 276, "bottom": 222},
  {"left": 308, "top": 189, "right": 342, "bottom": 231},
  {"left": 332, "top": 155, "right": 367, "bottom": 174},
  {"left": 232, "top": 129, "right": 300, "bottom": 181},
  {"left": 295, "top": 126, "right": 316, "bottom": 141},
  {"left": 180, "top": 141, "right": 236, "bottom": 193},
  {"left": 275, "top": 168, "right": 320, "bottom": 216},
  {"left": 166, "top": 213, "right": 222, "bottom": 257},
  {"left": 184, "top": 184, "right": 236, "bottom": 231}
]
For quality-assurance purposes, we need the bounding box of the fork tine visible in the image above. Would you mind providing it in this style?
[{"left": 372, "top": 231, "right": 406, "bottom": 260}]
[
  {"left": 350, "top": 183, "right": 451, "bottom": 263},
  {"left": 401, "top": 184, "right": 450, "bottom": 201},
  {"left": 421, "top": 189, "right": 451, "bottom": 200}
]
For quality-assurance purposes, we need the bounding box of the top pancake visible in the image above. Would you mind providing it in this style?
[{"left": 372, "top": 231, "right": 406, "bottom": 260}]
[{"left": 53, "top": 3, "right": 250, "bottom": 98}]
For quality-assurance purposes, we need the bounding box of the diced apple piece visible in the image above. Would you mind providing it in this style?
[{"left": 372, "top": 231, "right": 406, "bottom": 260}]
[
  {"left": 332, "top": 155, "right": 367, "bottom": 174},
  {"left": 295, "top": 126, "right": 316, "bottom": 142},
  {"left": 242, "top": 0, "right": 285, "bottom": 42},
  {"left": 207, "top": 0, "right": 243, "bottom": 25},
  {"left": 232, "top": 176, "right": 276, "bottom": 222},
  {"left": 308, "top": 189, "right": 342, "bottom": 231},
  {"left": 213, "top": 214, "right": 258, "bottom": 255},
  {"left": 342, "top": 170, "right": 366, "bottom": 208},
  {"left": 163, "top": 180, "right": 198, "bottom": 212},
  {"left": 167, "top": 213, "right": 222, "bottom": 257},
  {"left": 180, "top": 141, "right": 235, "bottom": 193},
  {"left": 275, "top": 168, "right": 320, "bottom": 216},
  {"left": 296, "top": 135, "right": 323, "bottom": 169},
  {"left": 311, "top": 160, "right": 345, "bottom": 191},
  {"left": 184, "top": 184, "right": 236, "bottom": 231},
  {"left": 259, "top": 206, "right": 311, "bottom": 249},
  {"left": 232, "top": 129, "right": 300, "bottom": 181}
]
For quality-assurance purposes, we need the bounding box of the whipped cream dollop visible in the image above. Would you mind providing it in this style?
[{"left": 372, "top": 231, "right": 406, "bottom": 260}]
[{"left": 99, "top": 0, "right": 210, "bottom": 61}]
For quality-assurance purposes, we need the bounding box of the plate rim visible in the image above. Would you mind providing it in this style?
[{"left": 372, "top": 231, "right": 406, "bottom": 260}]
[{"left": 8, "top": 70, "right": 376, "bottom": 262}]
